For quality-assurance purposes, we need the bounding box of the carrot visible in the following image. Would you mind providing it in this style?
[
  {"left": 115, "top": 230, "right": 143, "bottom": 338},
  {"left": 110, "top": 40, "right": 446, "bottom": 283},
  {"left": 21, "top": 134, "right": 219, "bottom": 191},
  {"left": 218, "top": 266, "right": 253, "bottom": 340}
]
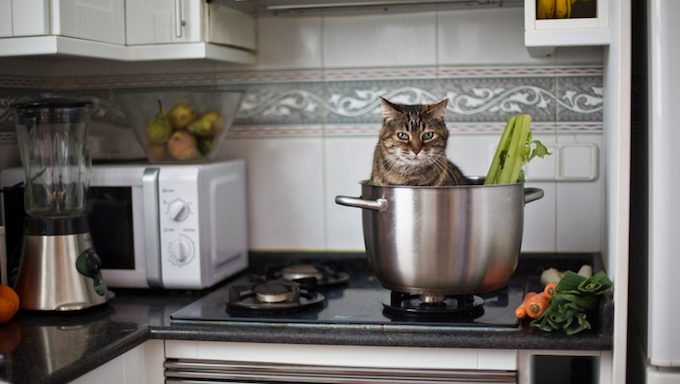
[
  {"left": 525, "top": 292, "right": 550, "bottom": 319},
  {"left": 544, "top": 282, "right": 558, "bottom": 298},
  {"left": 515, "top": 291, "right": 537, "bottom": 319}
]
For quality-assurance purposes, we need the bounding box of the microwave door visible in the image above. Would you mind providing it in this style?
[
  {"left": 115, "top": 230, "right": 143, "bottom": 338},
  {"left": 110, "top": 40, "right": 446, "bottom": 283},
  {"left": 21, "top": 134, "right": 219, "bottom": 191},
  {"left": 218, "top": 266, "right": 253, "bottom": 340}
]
[{"left": 90, "top": 165, "right": 161, "bottom": 289}]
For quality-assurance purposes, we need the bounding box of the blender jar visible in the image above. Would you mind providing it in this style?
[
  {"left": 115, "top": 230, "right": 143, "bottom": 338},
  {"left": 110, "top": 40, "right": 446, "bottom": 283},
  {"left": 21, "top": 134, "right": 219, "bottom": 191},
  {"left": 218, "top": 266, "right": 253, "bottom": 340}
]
[{"left": 12, "top": 98, "right": 93, "bottom": 218}]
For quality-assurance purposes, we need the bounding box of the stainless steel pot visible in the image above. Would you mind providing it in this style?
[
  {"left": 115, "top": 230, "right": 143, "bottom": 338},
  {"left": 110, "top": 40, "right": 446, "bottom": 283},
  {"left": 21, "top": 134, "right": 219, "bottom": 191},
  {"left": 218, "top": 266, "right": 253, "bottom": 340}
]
[{"left": 335, "top": 180, "right": 543, "bottom": 296}]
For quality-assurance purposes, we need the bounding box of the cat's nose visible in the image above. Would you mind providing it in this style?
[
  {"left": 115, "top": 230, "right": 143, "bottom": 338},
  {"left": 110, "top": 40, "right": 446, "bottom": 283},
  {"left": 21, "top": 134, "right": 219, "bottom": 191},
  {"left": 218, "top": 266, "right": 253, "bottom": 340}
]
[{"left": 413, "top": 148, "right": 422, "bottom": 155}]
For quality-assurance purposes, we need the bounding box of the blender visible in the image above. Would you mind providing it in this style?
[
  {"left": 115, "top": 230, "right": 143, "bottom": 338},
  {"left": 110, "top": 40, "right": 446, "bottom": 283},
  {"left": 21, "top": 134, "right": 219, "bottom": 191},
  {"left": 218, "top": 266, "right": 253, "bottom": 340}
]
[{"left": 11, "top": 98, "right": 110, "bottom": 311}]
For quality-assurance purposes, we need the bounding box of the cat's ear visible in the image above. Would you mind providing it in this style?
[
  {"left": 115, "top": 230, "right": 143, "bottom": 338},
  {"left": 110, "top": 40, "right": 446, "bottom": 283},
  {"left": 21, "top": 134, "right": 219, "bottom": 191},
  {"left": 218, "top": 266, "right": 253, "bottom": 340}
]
[
  {"left": 380, "top": 97, "right": 402, "bottom": 120},
  {"left": 426, "top": 99, "right": 448, "bottom": 120}
]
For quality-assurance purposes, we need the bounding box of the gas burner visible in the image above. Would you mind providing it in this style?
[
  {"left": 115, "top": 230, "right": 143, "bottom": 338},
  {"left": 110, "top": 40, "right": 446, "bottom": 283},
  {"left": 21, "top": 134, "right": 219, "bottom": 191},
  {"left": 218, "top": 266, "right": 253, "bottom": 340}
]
[
  {"left": 227, "top": 280, "right": 325, "bottom": 313},
  {"left": 259, "top": 262, "right": 349, "bottom": 287},
  {"left": 383, "top": 292, "right": 485, "bottom": 320}
]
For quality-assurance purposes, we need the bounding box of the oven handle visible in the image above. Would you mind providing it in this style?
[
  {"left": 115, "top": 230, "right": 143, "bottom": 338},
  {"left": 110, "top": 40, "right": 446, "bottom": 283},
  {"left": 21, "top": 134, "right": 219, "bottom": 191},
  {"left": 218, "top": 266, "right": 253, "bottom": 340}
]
[{"left": 165, "top": 360, "right": 517, "bottom": 383}]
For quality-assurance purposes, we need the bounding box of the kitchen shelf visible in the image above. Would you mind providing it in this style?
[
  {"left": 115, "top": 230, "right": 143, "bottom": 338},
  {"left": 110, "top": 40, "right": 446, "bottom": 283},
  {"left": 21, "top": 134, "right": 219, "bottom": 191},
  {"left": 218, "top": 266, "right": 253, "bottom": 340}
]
[
  {"left": 524, "top": 0, "right": 610, "bottom": 48},
  {"left": 0, "top": 35, "right": 256, "bottom": 64}
]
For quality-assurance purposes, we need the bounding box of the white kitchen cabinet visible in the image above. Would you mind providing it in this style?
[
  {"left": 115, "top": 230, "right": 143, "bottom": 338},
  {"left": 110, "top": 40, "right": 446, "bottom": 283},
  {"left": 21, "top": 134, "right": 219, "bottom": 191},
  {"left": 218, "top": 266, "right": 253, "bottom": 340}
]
[
  {"left": 53, "top": 0, "right": 126, "bottom": 45},
  {"left": 125, "top": 0, "right": 256, "bottom": 62},
  {"left": 524, "top": 0, "right": 610, "bottom": 48},
  {"left": 0, "top": 0, "right": 256, "bottom": 63},
  {"left": 70, "top": 340, "right": 165, "bottom": 384},
  {"left": 0, "top": 0, "right": 124, "bottom": 43},
  {"left": 126, "top": 0, "right": 202, "bottom": 45},
  {"left": 0, "top": 0, "right": 50, "bottom": 37}
]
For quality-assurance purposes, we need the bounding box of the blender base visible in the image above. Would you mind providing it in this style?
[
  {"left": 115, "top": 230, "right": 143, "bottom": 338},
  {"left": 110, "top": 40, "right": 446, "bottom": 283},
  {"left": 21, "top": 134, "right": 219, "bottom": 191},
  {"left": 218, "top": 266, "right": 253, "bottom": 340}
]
[{"left": 15, "top": 217, "right": 111, "bottom": 311}]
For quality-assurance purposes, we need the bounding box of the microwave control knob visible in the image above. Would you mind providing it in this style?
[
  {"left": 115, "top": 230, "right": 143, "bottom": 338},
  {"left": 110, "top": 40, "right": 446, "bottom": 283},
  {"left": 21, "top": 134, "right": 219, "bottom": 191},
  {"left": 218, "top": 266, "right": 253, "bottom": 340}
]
[
  {"left": 167, "top": 199, "right": 190, "bottom": 222},
  {"left": 168, "top": 236, "right": 194, "bottom": 266}
]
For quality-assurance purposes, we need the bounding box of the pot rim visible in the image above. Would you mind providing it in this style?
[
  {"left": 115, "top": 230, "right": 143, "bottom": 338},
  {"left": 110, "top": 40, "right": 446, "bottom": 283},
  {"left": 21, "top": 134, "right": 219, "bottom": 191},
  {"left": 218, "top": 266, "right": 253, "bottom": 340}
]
[{"left": 360, "top": 177, "right": 524, "bottom": 190}]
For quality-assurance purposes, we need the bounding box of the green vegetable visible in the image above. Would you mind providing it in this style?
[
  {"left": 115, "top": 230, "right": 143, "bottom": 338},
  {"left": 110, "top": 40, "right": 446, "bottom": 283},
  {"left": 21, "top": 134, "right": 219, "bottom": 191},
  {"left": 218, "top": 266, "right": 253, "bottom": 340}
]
[
  {"left": 484, "top": 114, "right": 551, "bottom": 185},
  {"left": 531, "top": 271, "right": 613, "bottom": 335}
]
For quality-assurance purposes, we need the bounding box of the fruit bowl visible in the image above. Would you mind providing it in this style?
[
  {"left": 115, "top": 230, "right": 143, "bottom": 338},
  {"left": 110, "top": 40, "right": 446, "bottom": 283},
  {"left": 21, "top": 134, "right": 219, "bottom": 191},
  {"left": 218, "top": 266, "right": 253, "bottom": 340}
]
[{"left": 115, "top": 90, "right": 243, "bottom": 163}]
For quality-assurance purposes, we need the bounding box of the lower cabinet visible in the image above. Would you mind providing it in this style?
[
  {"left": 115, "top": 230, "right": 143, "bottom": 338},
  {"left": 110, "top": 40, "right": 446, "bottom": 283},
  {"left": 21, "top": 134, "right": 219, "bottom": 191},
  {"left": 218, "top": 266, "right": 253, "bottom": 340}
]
[
  {"left": 518, "top": 350, "right": 613, "bottom": 384},
  {"left": 70, "top": 340, "right": 164, "bottom": 384},
  {"left": 69, "top": 340, "right": 614, "bottom": 384}
]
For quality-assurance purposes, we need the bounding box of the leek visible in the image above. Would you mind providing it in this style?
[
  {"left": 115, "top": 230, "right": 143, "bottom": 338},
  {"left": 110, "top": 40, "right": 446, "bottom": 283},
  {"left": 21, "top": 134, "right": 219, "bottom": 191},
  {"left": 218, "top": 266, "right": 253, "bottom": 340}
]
[{"left": 531, "top": 270, "right": 613, "bottom": 335}]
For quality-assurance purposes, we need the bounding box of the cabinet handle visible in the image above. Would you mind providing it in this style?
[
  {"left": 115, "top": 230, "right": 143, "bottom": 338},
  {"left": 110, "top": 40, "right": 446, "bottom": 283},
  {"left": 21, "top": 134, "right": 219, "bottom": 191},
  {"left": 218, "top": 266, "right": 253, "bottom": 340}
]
[{"left": 174, "top": 0, "right": 185, "bottom": 38}]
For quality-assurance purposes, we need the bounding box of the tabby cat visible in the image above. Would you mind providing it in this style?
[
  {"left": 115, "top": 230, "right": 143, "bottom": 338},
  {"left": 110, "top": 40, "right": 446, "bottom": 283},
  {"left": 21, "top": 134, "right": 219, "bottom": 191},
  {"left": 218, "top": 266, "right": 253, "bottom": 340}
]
[{"left": 370, "top": 97, "right": 468, "bottom": 186}]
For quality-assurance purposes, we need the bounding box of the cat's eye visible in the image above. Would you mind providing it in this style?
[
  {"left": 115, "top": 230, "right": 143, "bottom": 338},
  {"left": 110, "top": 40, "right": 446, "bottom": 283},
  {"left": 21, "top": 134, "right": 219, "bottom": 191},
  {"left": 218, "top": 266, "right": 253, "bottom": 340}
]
[
  {"left": 422, "top": 132, "right": 435, "bottom": 141},
  {"left": 396, "top": 132, "right": 410, "bottom": 141}
]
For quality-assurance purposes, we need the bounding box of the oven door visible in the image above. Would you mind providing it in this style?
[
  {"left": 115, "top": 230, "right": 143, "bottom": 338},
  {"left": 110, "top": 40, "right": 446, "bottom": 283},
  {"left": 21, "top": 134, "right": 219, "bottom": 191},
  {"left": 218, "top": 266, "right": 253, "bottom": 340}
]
[
  {"left": 164, "top": 360, "right": 517, "bottom": 384},
  {"left": 90, "top": 165, "right": 162, "bottom": 288}
]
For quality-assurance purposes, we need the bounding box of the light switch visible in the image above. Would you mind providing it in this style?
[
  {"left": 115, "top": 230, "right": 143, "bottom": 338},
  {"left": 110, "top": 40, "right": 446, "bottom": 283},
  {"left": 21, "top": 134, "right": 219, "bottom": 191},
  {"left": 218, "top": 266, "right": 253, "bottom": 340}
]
[{"left": 560, "top": 144, "right": 598, "bottom": 180}]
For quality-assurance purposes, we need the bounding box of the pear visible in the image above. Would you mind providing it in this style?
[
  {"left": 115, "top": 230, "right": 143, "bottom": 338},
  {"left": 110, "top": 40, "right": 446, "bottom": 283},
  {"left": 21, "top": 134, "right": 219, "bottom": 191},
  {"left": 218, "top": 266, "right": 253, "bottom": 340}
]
[
  {"left": 188, "top": 111, "right": 224, "bottom": 138},
  {"left": 198, "top": 137, "right": 216, "bottom": 155},
  {"left": 145, "top": 100, "right": 172, "bottom": 145},
  {"left": 168, "top": 102, "right": 198, "bottom": 130},
  {"left": 167, "top": 131, "right": 201, "bottom": 161}
]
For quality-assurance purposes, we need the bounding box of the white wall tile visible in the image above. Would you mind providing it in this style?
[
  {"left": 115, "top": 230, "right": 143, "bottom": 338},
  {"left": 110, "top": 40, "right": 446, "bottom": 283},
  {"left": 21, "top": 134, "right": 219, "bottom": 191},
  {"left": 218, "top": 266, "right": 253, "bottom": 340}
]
[
  {"left": 254, "top": 16, "right": 323, "bottom": 69},
  {"left": 555, "top": 181, "right": 603, "bottom": 252},
  {"left": 324, "top": 12, "right": 437, "bottom": 68},
  {"left": 446, "top": 134, "right": 497, "bottom": 178},
  {"left": 325, "top": 137, "right": 376, "bottom": 250},
  {"left": 522, "top": 181, "right": 557, "bottom": 252},
  {"left": 437, "top": 8, "right": 552, "bottom": 66},
  {"left": 555, "top": 134, "right": 604, "bottom": 252},
  {"left": 555, "top": 46, "right": 604, "bottom": 64},
  {"left": 219, "top": 138, "right": 325, "bottom": 250},
  {"left": 0, "top": 144, "right": 20, "bottom": 171}
]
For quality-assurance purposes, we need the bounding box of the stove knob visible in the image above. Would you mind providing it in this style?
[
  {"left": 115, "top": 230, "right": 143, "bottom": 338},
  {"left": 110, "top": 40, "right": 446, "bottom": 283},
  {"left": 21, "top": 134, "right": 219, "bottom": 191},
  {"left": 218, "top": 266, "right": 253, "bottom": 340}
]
[
  {"left": 167, "top": 199, "right": 190, "bottom": 222},
  {"left": 168, "top": 236, "right": 194, "bottom": 266}
]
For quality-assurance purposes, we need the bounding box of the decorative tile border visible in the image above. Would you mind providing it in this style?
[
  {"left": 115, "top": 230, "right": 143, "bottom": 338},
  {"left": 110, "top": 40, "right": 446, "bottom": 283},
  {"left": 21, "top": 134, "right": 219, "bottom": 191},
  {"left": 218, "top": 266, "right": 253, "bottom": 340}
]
[{"left": 0, "top": 65, "right": 603, "bottom": 139}]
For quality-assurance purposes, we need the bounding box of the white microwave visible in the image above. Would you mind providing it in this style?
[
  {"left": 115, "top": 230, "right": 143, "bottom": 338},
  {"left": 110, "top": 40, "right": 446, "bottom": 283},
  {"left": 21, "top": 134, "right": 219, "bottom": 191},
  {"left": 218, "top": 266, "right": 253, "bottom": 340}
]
[{"left": 1, "top": 160, "right": 248, "bottom": 289}]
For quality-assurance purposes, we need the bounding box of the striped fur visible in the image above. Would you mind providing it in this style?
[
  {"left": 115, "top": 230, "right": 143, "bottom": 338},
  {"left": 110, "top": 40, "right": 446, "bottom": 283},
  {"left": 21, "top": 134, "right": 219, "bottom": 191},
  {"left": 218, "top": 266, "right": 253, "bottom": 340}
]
[{"left": 370, "top": 97, "right": 468, "bottom": 186}]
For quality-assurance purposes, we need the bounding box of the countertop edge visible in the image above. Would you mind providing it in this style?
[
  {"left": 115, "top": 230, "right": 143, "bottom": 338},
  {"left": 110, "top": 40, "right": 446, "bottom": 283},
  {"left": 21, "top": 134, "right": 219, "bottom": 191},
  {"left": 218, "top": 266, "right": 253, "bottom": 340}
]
[
  {"left": 44, "top": 328, "right": 151, "bottom": 384},
  {"left": 148, "top": 324, "right": 613, "bottom": 351}
]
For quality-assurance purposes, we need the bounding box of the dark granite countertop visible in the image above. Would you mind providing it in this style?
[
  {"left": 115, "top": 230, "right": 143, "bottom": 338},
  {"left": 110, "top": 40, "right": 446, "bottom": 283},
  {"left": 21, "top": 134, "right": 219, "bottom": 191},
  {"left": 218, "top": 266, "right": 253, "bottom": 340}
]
[{"left": 0, "top": 253, "right": 613, "bottom": 384}]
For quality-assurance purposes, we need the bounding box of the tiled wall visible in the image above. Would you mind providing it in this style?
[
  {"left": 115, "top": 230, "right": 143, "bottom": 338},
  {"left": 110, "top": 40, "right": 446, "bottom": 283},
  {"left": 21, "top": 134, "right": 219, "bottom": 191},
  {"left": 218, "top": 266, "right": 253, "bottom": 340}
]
[{"left": 0, "top": 7, "right": 605, "bottom": 253}]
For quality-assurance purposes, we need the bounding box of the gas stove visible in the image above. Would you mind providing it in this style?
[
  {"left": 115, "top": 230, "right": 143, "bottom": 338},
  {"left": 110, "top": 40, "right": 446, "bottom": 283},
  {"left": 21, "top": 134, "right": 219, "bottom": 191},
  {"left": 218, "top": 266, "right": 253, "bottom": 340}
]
[{"left": 170, "top": 254, "right": 525, "bottom": 330}]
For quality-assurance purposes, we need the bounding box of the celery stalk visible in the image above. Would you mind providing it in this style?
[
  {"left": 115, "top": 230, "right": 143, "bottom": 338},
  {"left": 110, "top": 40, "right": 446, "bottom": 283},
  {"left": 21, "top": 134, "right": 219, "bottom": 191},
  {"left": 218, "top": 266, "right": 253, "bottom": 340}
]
[
  {"left": 484, "top": 115, "right": 517, "bottom": 185},
  {"left": 507, "top": 115, "right": 531, "bottom": 183},
  {"left": 484, "top": 113, "right": 550, "bottom": 185},
  {"left": 497, "top": 114, "right": 527, "bottom": 184}
]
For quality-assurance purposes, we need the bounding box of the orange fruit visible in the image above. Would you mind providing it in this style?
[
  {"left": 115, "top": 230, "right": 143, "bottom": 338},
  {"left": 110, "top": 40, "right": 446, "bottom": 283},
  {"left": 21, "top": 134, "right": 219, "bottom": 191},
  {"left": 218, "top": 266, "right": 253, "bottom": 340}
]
[{"left": 0, "top": 285, "right": 20, "bottom": 324}]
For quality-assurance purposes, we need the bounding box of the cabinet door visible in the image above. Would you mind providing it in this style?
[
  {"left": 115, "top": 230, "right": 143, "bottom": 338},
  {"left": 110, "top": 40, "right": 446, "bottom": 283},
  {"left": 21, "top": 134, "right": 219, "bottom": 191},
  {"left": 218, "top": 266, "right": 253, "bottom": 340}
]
[
  {"left": 0, "top": 0, "right": 50, "bottom": 37},
  {"left": 126, "top": 0, "right": 202, "bottom": 45},
  {"left": 0, "top": 0, "right": 11, "bottom": 37},
  {"left": 52, "top": 0, "right": 126, "bottom": 44}
]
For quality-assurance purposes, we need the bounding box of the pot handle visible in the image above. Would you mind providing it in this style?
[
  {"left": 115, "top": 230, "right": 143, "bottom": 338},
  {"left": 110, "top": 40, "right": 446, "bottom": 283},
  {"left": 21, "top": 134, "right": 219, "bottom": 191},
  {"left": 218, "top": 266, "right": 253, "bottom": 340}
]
[
  {"left": 524, "top": 187, "right": 544, "bottom": 204},
  {"left": 335, "top": 196, "right": 388, "bottom": 212}
]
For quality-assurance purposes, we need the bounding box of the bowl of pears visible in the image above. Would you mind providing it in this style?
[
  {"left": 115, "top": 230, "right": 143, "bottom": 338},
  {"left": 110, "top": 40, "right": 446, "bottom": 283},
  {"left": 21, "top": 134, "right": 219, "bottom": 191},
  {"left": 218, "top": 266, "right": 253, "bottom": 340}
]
[{"left": 117, "top": 90, "right": 243, "bottom": 163}]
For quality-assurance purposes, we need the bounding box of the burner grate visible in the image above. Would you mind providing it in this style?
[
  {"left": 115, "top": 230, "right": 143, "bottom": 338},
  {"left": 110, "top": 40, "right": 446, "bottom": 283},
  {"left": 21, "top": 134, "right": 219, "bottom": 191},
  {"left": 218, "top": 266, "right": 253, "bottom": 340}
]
[
  {"left": 257, "top": 261, "right": 350, "bottom": 287},
  {"left": 227, "top": 280, "right": 325, "bottom": 313},
  {"left": 383, "top": 291, "right": 485, "bottom": 320}
]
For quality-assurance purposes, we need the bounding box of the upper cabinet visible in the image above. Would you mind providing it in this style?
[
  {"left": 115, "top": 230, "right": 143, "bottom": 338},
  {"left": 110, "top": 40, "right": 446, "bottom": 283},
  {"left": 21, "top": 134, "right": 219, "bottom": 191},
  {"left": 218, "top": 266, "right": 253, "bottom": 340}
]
[
  {"left": 524, "top": 0, "right": 609, "bottom": 48},
  {"left": 0, "top": 0, "right": 50, "bottom": 37},
  {"left": 0, "top": 0, "right": 256, "bottom": 64}
]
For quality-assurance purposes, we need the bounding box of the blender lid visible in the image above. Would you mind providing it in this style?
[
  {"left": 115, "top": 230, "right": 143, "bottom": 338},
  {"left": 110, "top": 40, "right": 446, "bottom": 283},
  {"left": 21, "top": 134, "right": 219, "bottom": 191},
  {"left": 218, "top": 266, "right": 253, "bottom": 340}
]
[{"left": 11, "top": 98, "right": 93, "bottom": 110}]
